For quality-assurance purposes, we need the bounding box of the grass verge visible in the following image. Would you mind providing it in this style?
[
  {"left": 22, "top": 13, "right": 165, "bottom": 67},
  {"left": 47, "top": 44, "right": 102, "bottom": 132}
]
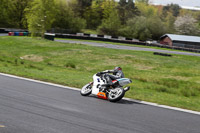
[{"left": 0, "top": 36, "right": 200, "bottom": 111}]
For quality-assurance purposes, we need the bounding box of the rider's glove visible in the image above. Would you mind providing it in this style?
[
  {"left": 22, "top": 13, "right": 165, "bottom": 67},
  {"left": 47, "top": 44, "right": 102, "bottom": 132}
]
[
  {"left": 100, "top": 72, "right": 105, "bottom": 74},
  {"left": 96, "top": 72, "right": 105, "bottom": 76},
  {"left": 96, "top": 72, "right": 101, "bottom": 76}
]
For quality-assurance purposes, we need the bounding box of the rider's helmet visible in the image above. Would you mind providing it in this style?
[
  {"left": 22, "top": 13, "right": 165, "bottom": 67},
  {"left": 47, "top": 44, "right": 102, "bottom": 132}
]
[{"left": 114, "top": 66, "right": 122, "bottom": 73}]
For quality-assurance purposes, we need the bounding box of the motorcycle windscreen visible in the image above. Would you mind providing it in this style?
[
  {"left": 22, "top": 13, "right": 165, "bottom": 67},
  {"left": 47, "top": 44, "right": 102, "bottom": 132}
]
[{"left": 117, "top": 78, "right": 131, "bottom": 86}]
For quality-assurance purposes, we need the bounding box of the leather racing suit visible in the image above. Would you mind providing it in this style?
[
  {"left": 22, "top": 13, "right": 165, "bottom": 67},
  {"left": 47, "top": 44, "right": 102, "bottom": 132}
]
[{"left": 102, "top": 69, "right": 125, "bottom": 85}]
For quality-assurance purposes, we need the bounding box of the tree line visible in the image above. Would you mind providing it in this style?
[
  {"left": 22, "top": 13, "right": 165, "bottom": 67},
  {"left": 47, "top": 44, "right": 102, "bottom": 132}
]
[{"left": 1, "top": 0, "right": 200, "bottom": 40}]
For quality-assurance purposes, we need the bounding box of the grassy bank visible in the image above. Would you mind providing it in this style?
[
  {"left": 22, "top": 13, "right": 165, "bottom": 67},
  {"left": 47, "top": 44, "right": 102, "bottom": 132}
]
[{"left": 0, "top": 36, "right": 200, "bottom": 111}]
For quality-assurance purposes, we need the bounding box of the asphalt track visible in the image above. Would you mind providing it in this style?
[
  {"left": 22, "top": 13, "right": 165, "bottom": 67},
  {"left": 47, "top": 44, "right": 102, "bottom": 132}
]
[
  {"left": 56, "top": 39, "right": 200, "bottom": 57},
  {"left": 0, "top": 74, "right": 200, "bottom": 133}
]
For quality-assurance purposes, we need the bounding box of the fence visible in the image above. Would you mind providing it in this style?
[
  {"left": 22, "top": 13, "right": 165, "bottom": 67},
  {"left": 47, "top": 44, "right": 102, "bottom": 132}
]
[{"left": 173, "top": 42, "right": 200, "bottom": 50}]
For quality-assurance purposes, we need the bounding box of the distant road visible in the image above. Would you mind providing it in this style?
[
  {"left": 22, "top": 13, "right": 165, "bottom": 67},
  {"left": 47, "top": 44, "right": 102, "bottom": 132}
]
[
  {"left": 0, "top": 74, "right": 200, "bottom": 133},
  {"left": 0, "top": 33, "right": 8, "bottom": 36},
  {"left": 56, "top": 39, "right": 200, "bottom": 57},
  {"left": 0, "top": 34, "right": 199, "bottom": 56}
]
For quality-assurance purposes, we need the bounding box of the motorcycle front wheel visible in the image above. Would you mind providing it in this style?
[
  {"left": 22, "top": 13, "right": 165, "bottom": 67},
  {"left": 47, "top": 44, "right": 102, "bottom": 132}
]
[
  {"left": 80, "top": 83, "right": 92, "bottom": 96},
  {"left": 108, "top": 87, "right": 125, "bottom": 102}
]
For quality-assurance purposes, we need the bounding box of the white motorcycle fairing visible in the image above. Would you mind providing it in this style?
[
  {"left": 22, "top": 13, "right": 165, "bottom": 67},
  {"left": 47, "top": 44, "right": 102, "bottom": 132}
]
[{"left": 91, "top": 74, "right": 105, "bottom": 95}]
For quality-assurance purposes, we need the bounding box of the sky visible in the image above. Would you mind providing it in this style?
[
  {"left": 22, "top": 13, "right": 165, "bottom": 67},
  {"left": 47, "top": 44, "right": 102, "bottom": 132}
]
[{"left": 149, "top": 0, "right": 200, "bottom": 8}]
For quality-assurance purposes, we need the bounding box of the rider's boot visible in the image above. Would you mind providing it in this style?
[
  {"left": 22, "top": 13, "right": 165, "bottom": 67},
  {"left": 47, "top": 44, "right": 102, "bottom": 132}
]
[{"left": 124, "top": 86, "right": 130, "bottom": 92}]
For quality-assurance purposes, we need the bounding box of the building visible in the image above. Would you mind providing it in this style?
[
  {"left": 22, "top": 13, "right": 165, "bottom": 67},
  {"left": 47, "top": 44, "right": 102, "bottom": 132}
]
[{"left": 160, "top": 34, "right": 200, "bottom": 49}]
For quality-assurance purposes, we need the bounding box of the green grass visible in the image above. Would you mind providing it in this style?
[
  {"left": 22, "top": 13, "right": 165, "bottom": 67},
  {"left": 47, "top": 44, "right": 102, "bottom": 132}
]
[
  {"left": 0, "top": 36, "right": 200, "bottom": 111},
  {"left": 81, "top": 29, "right": 98, "bottom": 34}
]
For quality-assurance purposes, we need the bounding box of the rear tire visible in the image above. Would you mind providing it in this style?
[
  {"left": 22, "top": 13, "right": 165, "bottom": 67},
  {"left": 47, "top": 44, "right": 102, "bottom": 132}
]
[
  {"left": 108, "top": 87, "right": 125, "bottom": 102},
  {"left": 80, "top": 83, "right": 92, "bottom": 96}
]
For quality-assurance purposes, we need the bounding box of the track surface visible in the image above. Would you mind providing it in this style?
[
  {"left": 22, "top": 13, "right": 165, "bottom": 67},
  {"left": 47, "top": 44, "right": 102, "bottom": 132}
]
[
  {"left": 56, "top": 39, "right": 200, "bottom": 57},
  {"left": 0, "top": 74, "right": 200, "bottom": 133}
]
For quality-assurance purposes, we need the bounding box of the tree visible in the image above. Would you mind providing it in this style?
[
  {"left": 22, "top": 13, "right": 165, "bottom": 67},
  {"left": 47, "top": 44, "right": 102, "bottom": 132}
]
[
  {"left": 84, "top": 0, "right": 103, "bottom": 29},
  {"left": 136, "top": 2, "right": 158, "bottom": 18},
  {"left": 147, "top": 17, "right": 166, "bottom": 39},
  {"left": 119, "top": 16, "right": 166, "bottom": 40},
  {"left": 11, "top": 0, "right": 32, "bottom": 28},
  {"left": 135, "top": 0, "right": 149, "bottom": 4},
  {"left": 26, "top": 0, "right": 56, "bottom": 37},
  {"left": 76, "top": 0, "right": 92, "bottom": 17},
  {"left": 174, "top": 14, "right": 199, "bottom": 35},
  {"left": 0, "top": 0, "right": 32, "bottom": 28},
  {"left": 53, "top": 0, "right": 86, "bottom": 33},
  {"left": 0, "top": 0, "right": 10, "bottom": 27},
  {"left": 119, "top": 16, "right": 151, "bottom": 40},
  {"left": 164, "top": 12, "right": 176, "bottom": 33},
  {"left": 97, "top": 0, "right": 121, "bottom": 36},
  {"left": 97, "top": 9, "right": 121, "bottom": 36},
  {"left": 118, "top": 0, "right": 127, "bottom": 24},
  {"left": 126, "top": 0, "right": 137, "bottom": 16},
  {"left": 101, "top": 0, "right": 118, "bottom": 20},
  {"left": 118, "top": 0, "right": 139, "bottom": 24},
  {"left": 163, "top": 4, "right": 181, "bottom": 17}
]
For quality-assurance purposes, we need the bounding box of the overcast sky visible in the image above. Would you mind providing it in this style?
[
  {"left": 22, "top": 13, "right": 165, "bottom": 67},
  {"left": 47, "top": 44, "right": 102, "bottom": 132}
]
[{"left": 149, "top": 0, "right": 200, "bottom": 7}]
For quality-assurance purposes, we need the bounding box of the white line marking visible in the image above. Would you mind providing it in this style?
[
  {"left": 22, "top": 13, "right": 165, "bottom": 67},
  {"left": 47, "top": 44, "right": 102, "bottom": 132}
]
[
  {"left": 0, "top": 72, "right": 200, "bottom": 115},
  {"left": 123, "top": 98, "right": 200, "bottom": 115},
  {"left": 0, "top": 73, "right": 80, "bottom": 91}
]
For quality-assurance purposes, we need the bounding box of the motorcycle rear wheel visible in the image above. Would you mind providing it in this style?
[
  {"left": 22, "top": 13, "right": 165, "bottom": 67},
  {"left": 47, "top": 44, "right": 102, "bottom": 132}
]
[
  {"left": 108, "top": 87, "right": 125, "bottom": 102},
  {"left": 80, "top": 83, "right": 92, "bottom": 96}
]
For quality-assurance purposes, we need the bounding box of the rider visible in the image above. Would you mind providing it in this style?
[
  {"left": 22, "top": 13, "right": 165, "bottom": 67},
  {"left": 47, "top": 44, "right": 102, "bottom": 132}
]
[{"left": 100, "top": 67, "right": 124, "bottom": 86}]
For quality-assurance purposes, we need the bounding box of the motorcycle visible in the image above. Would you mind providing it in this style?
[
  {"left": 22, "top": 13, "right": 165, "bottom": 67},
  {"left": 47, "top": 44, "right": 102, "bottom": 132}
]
[{"left": 80, "top": 72, "right": 132, "bottom": 102}]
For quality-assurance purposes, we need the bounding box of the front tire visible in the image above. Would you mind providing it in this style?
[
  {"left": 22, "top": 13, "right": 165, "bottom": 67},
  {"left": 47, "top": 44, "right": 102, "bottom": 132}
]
[
  {"left": 108, "top": 87, "right": 125, "bottom": 102},
  {"left": 80, "top": 83, "right": 92, "bottom": 96}
]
